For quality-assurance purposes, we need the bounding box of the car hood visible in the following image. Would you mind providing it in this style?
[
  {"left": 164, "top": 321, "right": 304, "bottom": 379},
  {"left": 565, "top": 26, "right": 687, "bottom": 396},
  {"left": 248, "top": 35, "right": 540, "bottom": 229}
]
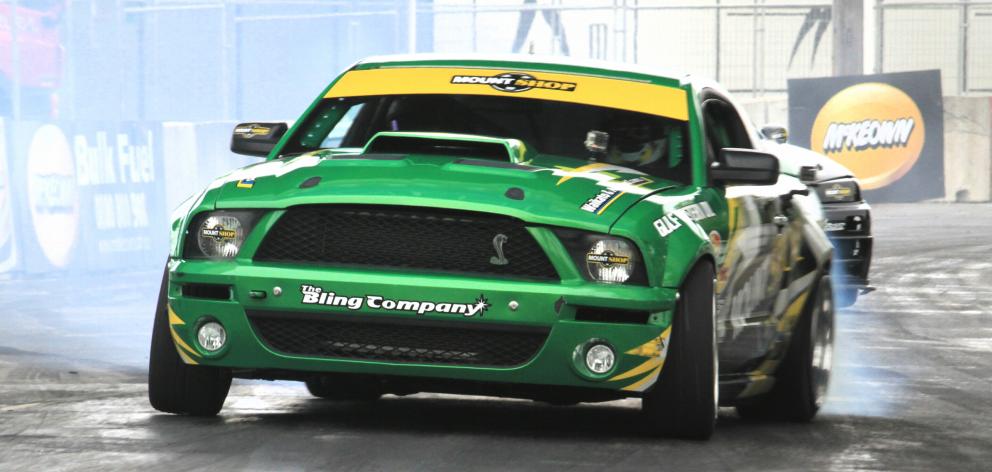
[
  {"left": 764, "top": 142, "right": 853, "bottom": 182},
  {"left": 205, "top": 151, "right": 680, "bottom": 233}
]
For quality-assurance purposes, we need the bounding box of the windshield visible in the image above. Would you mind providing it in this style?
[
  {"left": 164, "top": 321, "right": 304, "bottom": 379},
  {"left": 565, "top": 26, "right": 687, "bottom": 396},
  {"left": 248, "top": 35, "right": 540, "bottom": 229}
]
[{"left": 282, "top": 94, "right": 691, "bottom": 183}]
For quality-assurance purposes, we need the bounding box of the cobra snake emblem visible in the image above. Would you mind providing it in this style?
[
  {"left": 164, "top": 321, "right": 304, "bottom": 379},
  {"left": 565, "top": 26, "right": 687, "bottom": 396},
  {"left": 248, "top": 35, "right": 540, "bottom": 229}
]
[{"left": 489, "top": 233, "right": 509, "bottom": 265}]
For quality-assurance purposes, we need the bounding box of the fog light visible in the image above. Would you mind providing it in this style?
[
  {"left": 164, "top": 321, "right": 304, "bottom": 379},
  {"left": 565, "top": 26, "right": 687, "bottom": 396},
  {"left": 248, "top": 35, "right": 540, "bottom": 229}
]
[
  {"left": 197, "top": 321, "right": 227, "bottom": 352},
  {"left": 585, "top": 344, "right": 615, "bottom": 374}
]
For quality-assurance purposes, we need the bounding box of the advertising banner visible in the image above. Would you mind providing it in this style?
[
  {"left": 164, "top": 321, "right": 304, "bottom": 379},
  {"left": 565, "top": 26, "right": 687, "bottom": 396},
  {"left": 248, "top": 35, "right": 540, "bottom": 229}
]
[
  {"left": 788, "top": 70, "right": 944, "bottom": 202},
  {"left": 7, "top": 122, "right": 168, "bottom": 273},
  {"left": 0, "top": 118, "right": 18, "bottom": 274}
]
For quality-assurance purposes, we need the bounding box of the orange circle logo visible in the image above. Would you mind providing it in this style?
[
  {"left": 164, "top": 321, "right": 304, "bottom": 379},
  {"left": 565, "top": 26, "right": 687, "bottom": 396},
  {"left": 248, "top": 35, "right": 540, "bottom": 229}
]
[{"left": 810, "top": 82, "right": 924, "bottom": 190}]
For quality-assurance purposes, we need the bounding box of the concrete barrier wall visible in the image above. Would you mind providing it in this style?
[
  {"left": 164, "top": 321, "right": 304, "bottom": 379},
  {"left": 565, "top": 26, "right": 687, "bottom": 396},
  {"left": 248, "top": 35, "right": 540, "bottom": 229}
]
[{"left": 943, "top": 97, "right": 992, "bottom": 202}]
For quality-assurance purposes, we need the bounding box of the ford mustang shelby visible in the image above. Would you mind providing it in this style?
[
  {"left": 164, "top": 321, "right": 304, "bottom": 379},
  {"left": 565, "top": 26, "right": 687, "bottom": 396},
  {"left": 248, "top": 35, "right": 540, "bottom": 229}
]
[{"left": 149, "top": 55, "right": 836, "bottom": 439}]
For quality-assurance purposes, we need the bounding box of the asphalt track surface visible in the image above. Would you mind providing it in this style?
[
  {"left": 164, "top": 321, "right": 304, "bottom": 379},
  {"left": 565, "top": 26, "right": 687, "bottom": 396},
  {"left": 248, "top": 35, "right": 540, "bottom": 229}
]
[{"left": 2, "top": 203, "right": 991, "bottom": 471}]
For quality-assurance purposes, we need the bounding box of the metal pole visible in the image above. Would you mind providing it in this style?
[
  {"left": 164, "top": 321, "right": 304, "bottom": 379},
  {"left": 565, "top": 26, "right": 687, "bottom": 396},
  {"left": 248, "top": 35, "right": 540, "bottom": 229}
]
[
  {"left": 633, "top": 0, "right": 639, "bottom": 63},
  {"left": 64, "top": 0, "right": 74, "bottom": 120},
  {"left": 752, "top": 0, "right": 758, "bottom": 96},
  {"left": 408, "top": 0, "right": 416, "bottom": 53},
  {"left": 9, "top": 0, "right": 21, "bottom": 120},
  {"left": 960, "top": 0, "right": 969, "bottom": 94},
  {"left": 220, "top": 0, "right": 231, "bottom": 120},
  {"left": 833, "top": 0, "right": 865, "bottom": 76},
  {"left": 136, "top": 1, "right": 145, "bottom": 120},
  {"left": 472, "top": 0, "right": 477, "bottom": 53},
  {"left": 759, "top": 0, "right": 765, "bottom": 96},
  {"left": 715, "top": 0, "right": 721, "bottom": 81},
  {"left": 875, "top": 0, "right": 884, "bottom": 73}
]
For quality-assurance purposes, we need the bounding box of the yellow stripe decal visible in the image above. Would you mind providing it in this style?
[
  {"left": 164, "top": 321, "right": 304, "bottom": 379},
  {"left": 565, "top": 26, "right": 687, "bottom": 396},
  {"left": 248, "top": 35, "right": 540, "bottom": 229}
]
[
  {"left": 325, "top": 67, "right": 689, "bottom": 121},
  {"left": 609, "top": 356, "right": 664, "bottom": 382},
  {"left": 168, "top": 305, "right": 186, "bottom": 326},
  {"left": 176, "top": 348, "right": 199, "bottom": 365},
  {"left": 622, "top": 366, "right": 663, "bottom": 392},
  {"left": 167, "top": 305, "right": 200, "bottom": 360},
  {"left": 626, "top": 325, "right": 672, "bottom": 357}
]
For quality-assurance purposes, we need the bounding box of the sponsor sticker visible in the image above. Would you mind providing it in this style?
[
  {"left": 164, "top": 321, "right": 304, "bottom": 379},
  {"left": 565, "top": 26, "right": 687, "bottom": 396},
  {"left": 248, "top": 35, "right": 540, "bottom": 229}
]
[
  {"left": 823, "top": 221, "right": 846, "bottom": 232},
  {"left": 585, "top": 251, "right": 630, "bottom": 266},
  {"left": 200, "top": 225, "right": 237, "bottom": 241},
  {"left": 580, "top": 177, "right": 652, "bottom": 214},
  {"left": 652, "top": 202, "right": 716, "bottom": 238},
  {"left": 823, "top": 183, "right": 853, "bottom": 201},
  {"left": 300, "top": 285, "right": 492, "bottom": 318},
  {"left": 236, "top": 179, "right": 255, "bottom": 189},
  {"left": 451, "top": 72, "right": 577, "bottom": 93},
  {"left": 234, "top": 124, "right": 272, "bottom": 138}
]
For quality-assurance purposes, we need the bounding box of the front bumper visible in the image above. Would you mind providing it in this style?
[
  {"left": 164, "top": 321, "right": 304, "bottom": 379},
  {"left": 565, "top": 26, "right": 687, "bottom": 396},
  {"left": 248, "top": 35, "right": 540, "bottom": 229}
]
[
  {"left": 822, "top": 200, "right": 873, "bottom": 289},
  {"left": 166, "top": 258, "right": 676, "bottom": 394}
]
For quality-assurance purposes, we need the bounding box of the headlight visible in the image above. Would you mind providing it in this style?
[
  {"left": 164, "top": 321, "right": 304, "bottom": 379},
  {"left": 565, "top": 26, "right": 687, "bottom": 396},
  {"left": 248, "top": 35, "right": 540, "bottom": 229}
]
[
  {"left": 555, "top": 229, "right": 647, "bottom": 285},
  {"left": 184, "top": 210, "right": 262, "bottom": 259},
  {"left": 816, "top": 179, "right": 860, "bottom": 203}
]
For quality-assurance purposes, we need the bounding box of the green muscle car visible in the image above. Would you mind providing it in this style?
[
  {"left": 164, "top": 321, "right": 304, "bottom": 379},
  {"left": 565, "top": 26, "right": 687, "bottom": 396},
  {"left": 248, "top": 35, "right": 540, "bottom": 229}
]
[{"left": 149, "top": 55, "right": 836, "bottom": 439}]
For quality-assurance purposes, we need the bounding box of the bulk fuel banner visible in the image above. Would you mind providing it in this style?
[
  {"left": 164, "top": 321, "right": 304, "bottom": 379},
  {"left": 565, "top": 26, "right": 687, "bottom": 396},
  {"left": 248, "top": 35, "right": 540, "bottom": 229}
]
[
  {"left": 4, "top": 121, "right": 168, "bottom": 274},
  {"left": 0, "top": 119, "right": 18, "bottom": 274},
  {"left": 788, "top": 70, "right": 944, "bottom": 202}
]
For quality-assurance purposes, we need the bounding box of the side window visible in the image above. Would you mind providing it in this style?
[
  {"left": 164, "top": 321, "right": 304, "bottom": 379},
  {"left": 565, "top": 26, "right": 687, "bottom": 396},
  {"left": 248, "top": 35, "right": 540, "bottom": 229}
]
[
  {"left": 321, "top": 104, "right": 365, "bottom": 148},
  {"left": 701, "top": 97, "right": 753, "bottom": 165}
]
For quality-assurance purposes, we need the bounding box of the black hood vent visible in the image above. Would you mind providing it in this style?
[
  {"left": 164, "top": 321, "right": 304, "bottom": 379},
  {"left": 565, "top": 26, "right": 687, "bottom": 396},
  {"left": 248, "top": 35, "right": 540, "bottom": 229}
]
[{"left": 363, "top": 134, "right": 512, "bottom": 161}]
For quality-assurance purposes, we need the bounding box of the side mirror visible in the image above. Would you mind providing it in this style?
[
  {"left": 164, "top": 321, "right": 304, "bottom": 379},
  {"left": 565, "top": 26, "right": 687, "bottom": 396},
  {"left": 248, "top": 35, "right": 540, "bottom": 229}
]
[
  {"left": 799, "top": 165, "right": 819, "bottom": 184},
  {"left": 231, "top": 122, "right": 288, "bottom": 157},
  {"left": 711, "top": 148, "right": 780, "bottom": 186},
  {"left": 760, "top": 123, "right": 789, "bottom": 144}
]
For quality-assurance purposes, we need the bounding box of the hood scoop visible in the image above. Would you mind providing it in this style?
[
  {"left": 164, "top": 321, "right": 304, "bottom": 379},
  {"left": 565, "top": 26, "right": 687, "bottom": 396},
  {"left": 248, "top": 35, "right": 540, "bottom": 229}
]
[{"left": 362, "top": 132, "right": 533, "bottom": 163}]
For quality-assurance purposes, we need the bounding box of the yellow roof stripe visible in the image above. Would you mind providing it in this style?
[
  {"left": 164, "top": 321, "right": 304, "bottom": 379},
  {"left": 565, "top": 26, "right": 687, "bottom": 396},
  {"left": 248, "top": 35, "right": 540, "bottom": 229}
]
[{"left": 325, "top": 67, "right": 689, "bottom": 121}]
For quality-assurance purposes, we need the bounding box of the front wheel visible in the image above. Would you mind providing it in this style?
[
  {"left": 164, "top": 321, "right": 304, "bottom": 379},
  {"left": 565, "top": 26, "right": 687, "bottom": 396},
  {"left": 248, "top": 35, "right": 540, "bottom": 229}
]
[
  {"left": 148, "top": 266, "right": 232, "bottom": 416},
  {"left": 641, "top": 261, "right": 717, "bottom": 440}
]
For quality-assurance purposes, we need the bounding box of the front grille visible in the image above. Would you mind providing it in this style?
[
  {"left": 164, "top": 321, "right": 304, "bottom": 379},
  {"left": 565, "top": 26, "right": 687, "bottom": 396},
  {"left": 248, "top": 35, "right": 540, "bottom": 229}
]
[
  {"left": 254, "top": 205, "right": 558, "bottom": 280},
  {"left": 247, "top": 310, "right": 549, "bottom": 367}
]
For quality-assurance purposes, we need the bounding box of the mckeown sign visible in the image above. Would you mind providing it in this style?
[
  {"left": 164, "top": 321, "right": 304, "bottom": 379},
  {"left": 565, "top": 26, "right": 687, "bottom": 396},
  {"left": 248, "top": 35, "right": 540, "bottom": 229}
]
[
  {"left": 821, "top": 117, "right": 915, "bottom": 154},
  {"left": 810, "top": 82, "right": 925, "bottom": 190},
  {"left": 789, "top": 71, "right": 943, "bottom": 202}
]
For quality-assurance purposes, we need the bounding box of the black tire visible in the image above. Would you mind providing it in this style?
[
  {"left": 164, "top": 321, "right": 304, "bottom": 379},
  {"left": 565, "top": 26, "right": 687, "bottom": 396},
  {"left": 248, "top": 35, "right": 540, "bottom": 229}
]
[
  {"left": 305, "top": 376, "right": 382, "bottom": 402},
  {"left": 642, "top": 261, "right": 717, "bottom": 440},
  {"left": 148, "top": 266, "right": 232, "bottom": 416},
  {"left": 736, "top": 274, "right": 835, "bottom": 422}
]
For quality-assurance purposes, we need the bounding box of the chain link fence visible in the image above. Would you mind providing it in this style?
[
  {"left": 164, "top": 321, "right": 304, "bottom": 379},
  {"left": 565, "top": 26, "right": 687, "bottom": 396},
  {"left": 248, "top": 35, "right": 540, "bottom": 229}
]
[
  {"left": 877, "top": 0, "right": 992, "bottom": 94},
  {"left": 430, "top": 0, "right": 834, "bottom": 94},
  {"left": 6, "top": 0, "right": 991, "bottom": 123}
]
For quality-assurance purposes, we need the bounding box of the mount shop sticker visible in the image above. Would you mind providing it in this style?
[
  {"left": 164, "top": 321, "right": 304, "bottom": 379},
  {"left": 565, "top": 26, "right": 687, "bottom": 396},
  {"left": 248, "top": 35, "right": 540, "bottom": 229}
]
[
  {"left": 300, "top": 285, "right": 491, "bottom": 317},
  {"left": 451, "top": 72, "right": 576, "bottom": 93},
  {"left": 653, "top": 202, "right": 716, "bottom": 237}
]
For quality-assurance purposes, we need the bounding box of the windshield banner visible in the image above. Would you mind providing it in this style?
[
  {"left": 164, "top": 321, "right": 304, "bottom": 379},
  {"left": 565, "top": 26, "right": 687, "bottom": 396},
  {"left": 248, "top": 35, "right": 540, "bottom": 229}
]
[
  {"left": 326, "top": 67, "right": 689, "bottom": 121},
  {"left": 788, "top": 70, "right": 944, "bottom": 202}
]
